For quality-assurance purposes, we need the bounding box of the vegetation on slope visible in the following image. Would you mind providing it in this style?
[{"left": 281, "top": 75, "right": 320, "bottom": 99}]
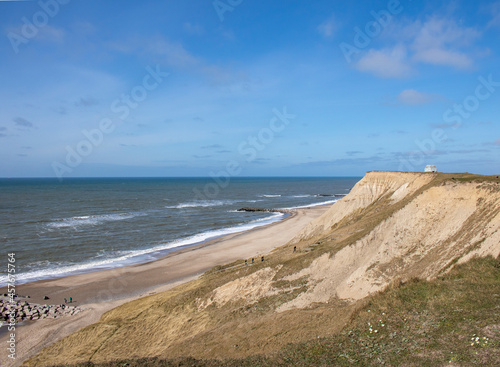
[{"left": 52, "top": 255, "right": 500, "bottom": 367}]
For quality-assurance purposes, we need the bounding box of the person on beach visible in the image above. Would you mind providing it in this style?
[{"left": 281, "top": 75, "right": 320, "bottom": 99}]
[
  {"left": 64, "top": 298, "right": 67, "bottom": 304},
  {"left": 70, "top": 297, "right": 72, "bottom": 303},
  {"left": 293, "top": 246, "right": 297, "bottom": 252},
  {"left": 261, "top": 256, "right": 264, "bottom": 262},
  {"left": 245, "top": 260, "right": 247, "bottom": 266}
]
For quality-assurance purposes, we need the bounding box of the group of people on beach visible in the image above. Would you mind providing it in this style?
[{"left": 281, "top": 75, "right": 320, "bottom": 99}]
[{"left": 63, "top": 297, "right": 73, "bottom": 304}]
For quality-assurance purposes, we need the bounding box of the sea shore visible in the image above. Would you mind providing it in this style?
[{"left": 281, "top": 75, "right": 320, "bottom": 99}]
[{"left": 0, "top": 205, "right": 330, "bottom": 366}]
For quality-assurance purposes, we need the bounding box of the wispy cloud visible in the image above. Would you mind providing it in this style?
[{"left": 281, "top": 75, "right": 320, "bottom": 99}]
[
  {"left": 202, "top": 144, "right": 224, "bottom": 149},
  {"left": 293, "top": 155, "right": 390, "bottom": 168},
  {"left": 37, "top": 25, "right": 65, "bottom": 43},
  {"left": 356, "top": 45, "right": 411, "bottom": 78},
  {"left": 346, "top": 150, "right": 362, "bottom": 156},
  {"left": 356, "top": 16, "right": 481, "bottom": 78},
  {"left": 75, "top": 96, "right": 99, "bottom": 107},
  {"left": 487, "top": 1, "right": 500, "bottom": 28},
  {"left": 184, "top": 22, "right": 204, "bottom": 36},
  {"left": 13, "top": 117, "right": 34, "bottom": 129},
  {"left": 111, "top": 36, "right": 242, "bottom": 85},
  {"left": 410, "top": 17, "right": 480, "bottom": 69},
  {"left": 317, "top": 15, "right": 338, "bottom": 39},
  {"left": 431, "top": 122, "right": 462, "bottom": 129},
  {"left": 397, "top": 89, "right": 440, "bottom": 105}
]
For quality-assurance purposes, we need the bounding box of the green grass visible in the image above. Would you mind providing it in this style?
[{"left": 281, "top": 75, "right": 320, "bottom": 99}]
[{"left": 53, "top": 256, "right": 500, "bottom": 367}]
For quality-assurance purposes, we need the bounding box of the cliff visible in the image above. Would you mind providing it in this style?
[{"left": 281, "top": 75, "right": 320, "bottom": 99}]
[
  {"left": 281, "top": 171, "right": 500, "bottom": 309},
  {"left": 27, "top": 172, "right": 500, "bottom": 365}
]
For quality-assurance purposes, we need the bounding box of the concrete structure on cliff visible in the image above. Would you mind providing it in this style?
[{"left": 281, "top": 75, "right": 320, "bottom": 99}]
[{"left": 425, "top": 165, "right": 437, "bottom": 173}]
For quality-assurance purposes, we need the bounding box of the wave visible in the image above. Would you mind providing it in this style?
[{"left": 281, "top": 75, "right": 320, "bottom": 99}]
[
  {"left": 46, "top": 212, "right": 142, "bottom": 229},
  {"left": 315, "top": 194, "right": 347, "bottom": 197},
  {"left": 260, "top": 194, "right": 282, "bottom": 198},
  {"left": 0, "top": 212, "right": 286, "bottom": 286},
  {"left": 166, "top": 200, "right": 234, "bottom": 209},
  {"left": 285, "top": 198, "right": 339, "bottom": 209}
]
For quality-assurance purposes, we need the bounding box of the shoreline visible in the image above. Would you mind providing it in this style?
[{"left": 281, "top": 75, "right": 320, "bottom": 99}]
[
  {"left": 0, "top": 210, "right": 291, "bottom": 289},
  {"left": 0, "top": 204, "right": 330, "bottom": 366}
]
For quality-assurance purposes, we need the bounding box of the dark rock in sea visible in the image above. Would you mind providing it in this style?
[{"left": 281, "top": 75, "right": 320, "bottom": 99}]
[{"left": 237, "top": 207, "right": 295, "bottom": 214}]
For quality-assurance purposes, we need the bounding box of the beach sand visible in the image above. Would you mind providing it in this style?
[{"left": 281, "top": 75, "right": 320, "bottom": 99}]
[{"left": 0, "top": 205, "right": 329, "bottom": 366}]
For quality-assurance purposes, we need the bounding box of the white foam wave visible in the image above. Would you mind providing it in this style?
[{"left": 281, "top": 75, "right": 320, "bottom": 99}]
[
  {"left": 47, "top": 213, "right": 141, "bottom": 229},
  {"left": 260, "top": 194, "right": 282, "bottom": 198},
  {"left": 246, "top": 212, "right": 283, "bottom": 224},
  {"left": 166, "top": 200, "right": 234, "bottom": 209},
  {"left": 285, "top": 199, "right": 339, "bottom": 209}
]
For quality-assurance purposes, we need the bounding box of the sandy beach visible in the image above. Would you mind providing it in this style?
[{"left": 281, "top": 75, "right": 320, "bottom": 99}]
[{"left": 0, "top": 205, "right": 329, "bottom": 366}]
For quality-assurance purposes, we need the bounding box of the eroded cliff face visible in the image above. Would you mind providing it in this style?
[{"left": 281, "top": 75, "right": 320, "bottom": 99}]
[
  {"left": 27, "top": 172, "right": 500, "bottom": 365},
  {"left": 280, "top": 172, "right": 500, "bottom": 310},
  {"left": 295, "top": 171, "right": 436, "bottom": 240}
]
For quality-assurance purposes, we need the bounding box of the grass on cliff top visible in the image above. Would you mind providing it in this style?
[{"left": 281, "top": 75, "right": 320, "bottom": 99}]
[{"left": 54, "top": 255, "right": 500, "bottom": 367}]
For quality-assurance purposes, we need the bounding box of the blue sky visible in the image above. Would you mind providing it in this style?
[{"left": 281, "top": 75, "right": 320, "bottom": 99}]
[{"left": 0, "top": 0, "right": 499, "bottom": 177}]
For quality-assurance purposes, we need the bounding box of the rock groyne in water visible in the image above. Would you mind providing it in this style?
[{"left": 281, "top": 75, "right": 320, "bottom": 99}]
[{"left": 237, "top": 207, "right": 296, "bottom": 214}]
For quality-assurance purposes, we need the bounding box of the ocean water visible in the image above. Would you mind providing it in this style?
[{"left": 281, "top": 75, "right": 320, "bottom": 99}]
[{"left": 0, "top": 177, "right": 359, "bottom": 286}]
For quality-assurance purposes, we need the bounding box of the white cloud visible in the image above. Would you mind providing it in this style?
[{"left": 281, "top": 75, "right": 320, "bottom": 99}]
[
  {"left": 6, "top": 24, "right": 65, "bottom": 44},
  {"left": 36, "top": 25, "right": 65, "bottom": 43},
  {"left": 148, "top": 38, "right": 200, "bottom": 69},
  {"left": 413, "top": 47, "right": 472, "bottom": 69},
  {"left": 317, "top": 15, "right": 338, "bottom": 38},
  {"left": 184, "top": 22, "right": 204, "bottom": 36},
  {"left": 72, "top": 21, "right": 97, "bottom": 36},
  {"left": 487, "top": 1, "right": 500, "bottom": 28},
  {"left": 355, "top": 16, "right": 482, "bottom": 78},
  {"left": 356, "top": 45, "right": 411, "bottom": 78},
  {"left": 410, "top": 17, "right": 480, "bottom": 69},
  {"left": 397, "top": 89, "right": 437, "bottom": 105},
  {"left": 110, "top": 36, "right": 239, "bottom": 85}
]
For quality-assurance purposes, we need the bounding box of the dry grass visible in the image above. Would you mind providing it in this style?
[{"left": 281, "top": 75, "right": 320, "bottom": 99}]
[{"left": 51, "top": 256, "right": 500, "bottom": 367}]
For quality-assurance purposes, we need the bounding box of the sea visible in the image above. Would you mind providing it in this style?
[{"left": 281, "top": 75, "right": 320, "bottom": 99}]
[{"left": 0, "top": 177, "right": 360, "bottom": 287}]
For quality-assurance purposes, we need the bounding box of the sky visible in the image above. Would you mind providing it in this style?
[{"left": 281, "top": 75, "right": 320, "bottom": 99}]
[{"left": 0, "top": 0, "right": 499, "bottom": 178}]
